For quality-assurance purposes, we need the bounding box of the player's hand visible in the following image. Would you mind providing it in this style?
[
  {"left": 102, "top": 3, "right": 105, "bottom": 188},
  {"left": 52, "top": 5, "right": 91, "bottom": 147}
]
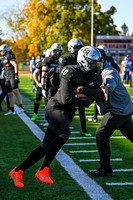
[
  {"left": 38, "top": 83, "right": 42, "bottom": 88},
  {"left": 74, "top": 86, "right": 83, "bottom": 94},
  {"left": 100, "top": 85, "right": 110, "bottom": 101},
  {"left": 15, "top": 77, "right": 20, "bottom": 84},
  {"left": 42, "top": 89, "right": 47, "bottom": 98}
]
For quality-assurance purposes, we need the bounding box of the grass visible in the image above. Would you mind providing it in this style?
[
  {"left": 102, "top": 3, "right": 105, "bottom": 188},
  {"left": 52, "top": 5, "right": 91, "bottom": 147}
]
[{"left": 0, "top": 74, "right": 133, "bottom": 200}]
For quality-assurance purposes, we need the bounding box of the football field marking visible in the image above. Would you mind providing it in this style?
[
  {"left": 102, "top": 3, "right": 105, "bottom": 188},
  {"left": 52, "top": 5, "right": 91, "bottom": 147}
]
[
  {"left": 64, "top": 142, "right": 96, "bottom": 146},
  {"left": 70, "top": 150, "right": 98, "bottom": 153},
  {"left": 69, "top": 136, "right": 126, "bottom": 139},
  {"left": 106, "top": 182, "right": 133, "bottom": 186},
  {"left": 14, "top": 104, "right": 113, "bottom": 200},
  {"left": 79, "top": 158, "right": 122, "bottom": 162}
]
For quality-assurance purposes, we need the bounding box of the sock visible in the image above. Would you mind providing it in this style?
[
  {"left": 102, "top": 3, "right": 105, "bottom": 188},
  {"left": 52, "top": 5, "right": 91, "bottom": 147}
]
[
  {"left": 41, "top": 136, "right": 66, "bottom": 169},
  {"left": 34, "top": 102, "right": 40, "bottom": 114},
  {"left": 15, "top": 146, "right": 46, "bottom": 172},
  {"left": 19, "top": 104, "right": 23, "bottom": 108},
  {"left": 10, "top": 107, "right": 14, "bottom": 112}
]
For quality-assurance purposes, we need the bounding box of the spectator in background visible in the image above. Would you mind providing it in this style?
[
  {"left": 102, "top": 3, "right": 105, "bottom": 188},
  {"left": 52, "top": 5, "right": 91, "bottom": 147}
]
[
  {"left": 121, "top": 55, "right": 132, "bottom": 87},
  {"left": 0, "top": 56, "right": 10, "bottom": 111},
  {"left": 30, "top": 56, "right": 37, "bottom": 92},
  {"left": 0, "top": 44, "right": 24, "bottom": 115}
]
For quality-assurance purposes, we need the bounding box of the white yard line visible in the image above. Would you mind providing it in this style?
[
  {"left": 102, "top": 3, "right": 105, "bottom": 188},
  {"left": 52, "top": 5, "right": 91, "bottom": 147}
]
[
  {"left": 64, "top": 143, "right": 96, "bottom": 146},
  {"left": 14, "top": 104, "right": 113, "bottom": 200},
  {"left": 106, "top": 182, "right": 133, "bottom": 186},
  {"left": 79, "top": 158, "right": 122, "bottom": 162},
  {"left": 113, "top": 169, "right": 133, "bottom": 172},
  {"left": 70, "top": 150, "right": 98, "bottom": 153},
  {"left": 69, "top": 136, "right": 126, "bottom": 139}
]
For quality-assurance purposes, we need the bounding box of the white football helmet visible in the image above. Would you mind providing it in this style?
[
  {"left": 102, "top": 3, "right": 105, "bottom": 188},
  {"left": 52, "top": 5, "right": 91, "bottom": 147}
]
[
  {"left": 68, "top": 38, "right": 83, "bottom": 54},
  {"left": 0, "top": 44, "right": 11, "bottom": 55},
  {"left": 43, "top": 49, "right": 50, "bottom": 58},
  {"left": 50, "top": 43, "right": 62, "bottom": 58},
  {"left": 77, "top": 46, "right": 102, "bottom": 73},
  {"left": 98, "top": 45, "right": 108, "bottom": 55}
]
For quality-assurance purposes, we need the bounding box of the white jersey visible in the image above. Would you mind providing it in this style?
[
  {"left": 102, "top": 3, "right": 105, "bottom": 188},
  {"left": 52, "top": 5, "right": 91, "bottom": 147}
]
[
  {"left": 122, "top": 60, "right": 132, "bottom": 72},
  {"left": 30, "top": 59, "right": 36, "bottom": 69}
]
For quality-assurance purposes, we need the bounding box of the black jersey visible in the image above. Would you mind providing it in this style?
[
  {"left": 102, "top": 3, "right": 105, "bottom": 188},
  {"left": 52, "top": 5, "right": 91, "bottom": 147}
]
[
  {"left": 106, "top": 56, "right": 120, "bottom": 72},
  {"left": 1, "top": 52, "right": 16, "bottom": 79},
  {"left": 42, "top": 57, "right": 60, "bottom": 98},
  {"left": 53, "top": 65, "right": 103, "bottom": 110},
  {"left": 36, "top": 60, "right": 42, "bottom": 83},
  {"left": 59, "top": 53, "right": 77, "bottom": 71}
]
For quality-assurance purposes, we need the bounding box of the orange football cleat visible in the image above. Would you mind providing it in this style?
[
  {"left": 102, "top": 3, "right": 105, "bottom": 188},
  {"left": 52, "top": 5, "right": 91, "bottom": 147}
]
[
  {"left": 9, "top": 167, "right": 24, "bottom": 187},
  {"left": 35, "top": 167, "right": 53, "bottom": 184}
]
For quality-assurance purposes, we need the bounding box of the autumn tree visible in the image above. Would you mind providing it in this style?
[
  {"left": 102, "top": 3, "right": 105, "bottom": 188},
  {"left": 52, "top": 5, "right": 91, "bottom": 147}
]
[{"left": 0, "top": 0, "right": 120, "bottom": 58}]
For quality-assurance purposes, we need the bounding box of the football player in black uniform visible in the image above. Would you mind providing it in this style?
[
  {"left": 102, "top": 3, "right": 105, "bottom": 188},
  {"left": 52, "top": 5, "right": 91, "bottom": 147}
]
[
  {"left": 0, "top": 57, "right": 10, "bottom": 111},
  {"left": 0, "top": 44, "right": 24, "bottom": 115},
  {"left": 88, "top": 45, "right": 120, "bottom": 123},
  {"left": 59, "top": 38, "right": 91, "bottom": 137},
  {"left": 9, "top": 46, "right": 104, "bottom": 187},
  {"left": 31, "top": 49, "right": 50, "bottom": 121},
  {"left": 41, "top": 43, "right": 62, "bottom": 104}
]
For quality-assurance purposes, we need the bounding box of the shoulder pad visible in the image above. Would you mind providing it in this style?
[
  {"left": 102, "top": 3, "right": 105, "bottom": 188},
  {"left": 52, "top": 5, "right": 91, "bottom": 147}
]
[
  {"left": 59, "top": 54, "right": 70, "bottom": 66},
  {"left": 61, "top": 65, "right": 82, "bottom": 83},
  {"left": 36, "top": 61, "right": 42, "bottom": 69},
  {"left": 6, "top": 53, "right": 16, "bottom": 61},
  {"left": 42, "top": 57, "right": 51, "bottom": 66}
]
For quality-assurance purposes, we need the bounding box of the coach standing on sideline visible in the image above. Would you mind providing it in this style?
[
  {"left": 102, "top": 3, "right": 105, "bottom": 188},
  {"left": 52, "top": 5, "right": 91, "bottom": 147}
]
[{"left": 91, "top": 51, "right": 133, "bottom": 178}]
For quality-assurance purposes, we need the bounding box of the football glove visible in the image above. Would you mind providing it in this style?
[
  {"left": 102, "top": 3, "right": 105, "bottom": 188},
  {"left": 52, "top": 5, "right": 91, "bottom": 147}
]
[
  {"left": 42, "top": 89, "right": 47, "bottom": 98},
  {"left": 38, "top": 83, "right": 42, "bottom": 88}
]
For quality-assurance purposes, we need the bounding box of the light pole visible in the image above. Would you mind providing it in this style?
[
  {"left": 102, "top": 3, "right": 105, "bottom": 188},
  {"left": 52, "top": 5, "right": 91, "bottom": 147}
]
[{"left": 91, "top": 0, "right": 94, "bottom": 46}]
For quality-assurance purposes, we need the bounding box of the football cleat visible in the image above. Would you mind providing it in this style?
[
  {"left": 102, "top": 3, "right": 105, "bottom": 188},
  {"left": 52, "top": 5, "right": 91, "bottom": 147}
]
[
  {"left": 90, "top": 168, "right": 113, "bottom": 177},
  {"left": 31, "top": 113, "right": 38, "bottom": 121},
  {"left": 9, "top": 167, "right": 24, "bottom": 187},
  {"left": 35, "top": 167, "right": 53, "bottom": 184},
  {"left": 82, "top": 131, "right": 92, "bottom": 137},
  {"left": 4, "top": 110, "right": 15, "bottom": 115}
]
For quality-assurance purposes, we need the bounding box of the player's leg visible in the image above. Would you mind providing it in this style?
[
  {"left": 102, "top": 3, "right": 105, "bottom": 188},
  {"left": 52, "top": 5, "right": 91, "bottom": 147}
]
[
  {"left": 35, "top": 101, "right": 71, "bottom": 184},
  {"left": 31, "top": 87, "right": 42, "bottom": 121},
  {"left": 119, "top": 114, "right": 133, "bottom": 143},
  {"left": 78, "top": 107, "right": 92, "bottom": 137},
  {"left": 91, "top": 112, "right": 128, "bottom": 177}
]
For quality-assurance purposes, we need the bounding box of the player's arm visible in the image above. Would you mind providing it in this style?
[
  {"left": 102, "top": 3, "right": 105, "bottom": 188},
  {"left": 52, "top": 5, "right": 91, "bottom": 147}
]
[
  {"left": 76, "top": 86, "right": 104, "bottom": 102},
  {"left": 33, "top": 68, "right": 40, "bottom": 85},
  {"left": 59, "top": 78, "right": 91, "bottom": 107},
  {"left": 10, "top": 59, "right": 19, "bottom": 83},
  {"left": 10, "top": 60, "right": 18, "bottom": 74},
  {"left": 41, "top": 65, "right": 48, "bottom": 88}
]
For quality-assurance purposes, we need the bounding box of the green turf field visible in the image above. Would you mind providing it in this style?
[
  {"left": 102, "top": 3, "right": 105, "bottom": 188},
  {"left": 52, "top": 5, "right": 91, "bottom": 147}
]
[{"left": 0, "top": 74, "right": 133, "bottom": 200}]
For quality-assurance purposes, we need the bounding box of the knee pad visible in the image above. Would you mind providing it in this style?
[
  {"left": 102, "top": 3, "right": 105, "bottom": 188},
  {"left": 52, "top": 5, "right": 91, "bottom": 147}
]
[{"left": 59, "top": 134, "right": 69, "bottom": 142}]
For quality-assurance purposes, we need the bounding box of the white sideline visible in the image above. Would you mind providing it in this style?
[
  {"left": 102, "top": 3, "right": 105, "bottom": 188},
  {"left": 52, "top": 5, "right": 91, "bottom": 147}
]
[{"left": 14, "top": 104, "right": 113, "bottom": 200}]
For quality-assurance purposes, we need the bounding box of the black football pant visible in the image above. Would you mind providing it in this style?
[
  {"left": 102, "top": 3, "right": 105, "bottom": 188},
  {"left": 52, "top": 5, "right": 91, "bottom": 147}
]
[
  {"left": 78, "top": 107, "right": 86, "bottom": 132},
  {"left": 96, "top": 112, "right": 133, "bottom": 170},
  {"left": 0, "top": 79, "right": 10, "bottom": 109}
]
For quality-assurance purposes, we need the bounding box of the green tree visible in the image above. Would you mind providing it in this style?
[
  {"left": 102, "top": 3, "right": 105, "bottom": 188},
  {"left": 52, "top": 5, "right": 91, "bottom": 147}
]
[{"left": 121, "top": 23, "right": 129, "bottom": 36}]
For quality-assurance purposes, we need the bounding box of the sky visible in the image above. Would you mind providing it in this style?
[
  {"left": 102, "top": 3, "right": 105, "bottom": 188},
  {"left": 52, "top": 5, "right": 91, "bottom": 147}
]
[{"left": 0, "top": 0, "right": 133, "bottom": 39}]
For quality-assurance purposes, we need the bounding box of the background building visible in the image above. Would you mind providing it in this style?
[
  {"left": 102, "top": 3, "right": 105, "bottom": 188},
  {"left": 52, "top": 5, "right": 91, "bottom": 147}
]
[{"left": 96, "top": 35, "right": 133, "bottom": 63}]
